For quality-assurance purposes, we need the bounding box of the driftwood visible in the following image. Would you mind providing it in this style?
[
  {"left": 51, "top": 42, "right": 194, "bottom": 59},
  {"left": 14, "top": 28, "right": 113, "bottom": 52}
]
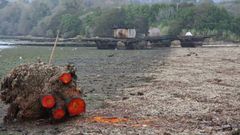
[{"left": 0, "top": 63, "right": 85, "bottom": 122}]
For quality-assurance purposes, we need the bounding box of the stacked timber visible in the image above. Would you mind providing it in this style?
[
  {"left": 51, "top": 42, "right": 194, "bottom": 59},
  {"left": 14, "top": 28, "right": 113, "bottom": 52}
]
[{"left": 0, "top": 63, "right": 86, "bottom": 122}]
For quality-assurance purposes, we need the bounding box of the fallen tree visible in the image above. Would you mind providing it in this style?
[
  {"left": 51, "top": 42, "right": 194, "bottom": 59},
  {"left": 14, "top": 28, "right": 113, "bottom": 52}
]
[{"left": 0, "top": 63, "right": 86, "bottom": 122}]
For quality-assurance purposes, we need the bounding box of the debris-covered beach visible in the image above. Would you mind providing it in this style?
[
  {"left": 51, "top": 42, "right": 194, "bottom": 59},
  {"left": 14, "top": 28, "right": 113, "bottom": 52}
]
[{"left": 0, "top": 46, "right": 239, "bottom": 135}]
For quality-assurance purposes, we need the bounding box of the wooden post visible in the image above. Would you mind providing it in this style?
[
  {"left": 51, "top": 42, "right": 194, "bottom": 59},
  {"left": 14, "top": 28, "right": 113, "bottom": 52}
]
[{"left": 49, "top": 31, "right": 60, "bottom": 65}]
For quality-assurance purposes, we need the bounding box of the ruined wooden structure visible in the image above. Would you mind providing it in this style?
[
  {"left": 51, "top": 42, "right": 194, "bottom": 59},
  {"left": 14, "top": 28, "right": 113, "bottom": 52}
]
[{"left": 83, "top": 35, "right": 210, "bottom": 49}]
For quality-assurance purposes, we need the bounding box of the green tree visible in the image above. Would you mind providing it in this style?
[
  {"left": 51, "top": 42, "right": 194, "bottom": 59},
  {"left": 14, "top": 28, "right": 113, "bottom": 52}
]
[
  {"left": 198, "top": 0, "right": 214, "bottom": 4},
  {"left": 60, "top": 0, "right": 84, "bottom": 14},
  {"left": 60, "top": 14, "right": 81, "bottom": 38},
  {"left": 94, "top": 8, "right": 127, "bottom": 37},
  {"left": 0, "top": 2, "right": 22, "bottom": 35},
  {"left": 231, "top": 16, "right": 240, "bottom": 35}
]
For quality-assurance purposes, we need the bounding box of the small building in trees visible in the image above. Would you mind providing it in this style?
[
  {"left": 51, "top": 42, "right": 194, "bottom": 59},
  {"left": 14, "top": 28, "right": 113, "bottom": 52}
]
[{"left": 113, "top": 27, "right": 136, "bottom": 39}]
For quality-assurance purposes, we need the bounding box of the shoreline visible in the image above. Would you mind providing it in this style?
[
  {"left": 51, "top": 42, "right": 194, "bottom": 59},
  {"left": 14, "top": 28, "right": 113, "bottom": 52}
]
[
  {"left": 0, "top": 47, "right": 239, "bottom": 134},
  {"left": 0, "top": 41, "right": 96, "bottom": 47},
  {"left": 0, "top": 36, "right": 96, "bottom": 47},
  {"left": 1, "top": 35, "right": 240, "bottom": 49}
]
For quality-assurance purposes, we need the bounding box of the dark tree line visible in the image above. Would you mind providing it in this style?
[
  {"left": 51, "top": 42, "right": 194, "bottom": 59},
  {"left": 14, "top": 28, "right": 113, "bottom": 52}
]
[{"left": 0, "top": 0, "right": 239, "bottom": 41}]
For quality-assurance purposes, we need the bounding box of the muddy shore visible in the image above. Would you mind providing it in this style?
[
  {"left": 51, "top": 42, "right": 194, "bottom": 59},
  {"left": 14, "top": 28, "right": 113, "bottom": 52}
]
[{"left": 0, "top": 47, "right": 240, "bottom": 135}]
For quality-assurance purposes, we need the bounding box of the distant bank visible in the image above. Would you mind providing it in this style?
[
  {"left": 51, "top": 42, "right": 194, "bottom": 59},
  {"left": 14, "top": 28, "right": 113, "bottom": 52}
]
[{"left": 0, "top": 36, "right": 96, "bottom": 47}]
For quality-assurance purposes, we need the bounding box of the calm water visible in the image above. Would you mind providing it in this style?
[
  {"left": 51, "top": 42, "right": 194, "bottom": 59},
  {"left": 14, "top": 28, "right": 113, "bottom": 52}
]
[
  {"left": 0, "top": 41, "right": 14, "bottom": 49},
  {"left": 0, "top": 45, "right": 14, "bottom": 49}
]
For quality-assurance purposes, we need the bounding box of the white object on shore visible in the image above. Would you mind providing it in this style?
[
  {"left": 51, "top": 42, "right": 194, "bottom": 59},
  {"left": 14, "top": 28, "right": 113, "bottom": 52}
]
[
  {"left": 185, "top": 32, "right": 193, "bottom": 36},
  {"left": 72, "top": 48, "right": 77, "bottom": 51},
  {"left": 19, "top": 56, "right": 23, "bottom": 60}
]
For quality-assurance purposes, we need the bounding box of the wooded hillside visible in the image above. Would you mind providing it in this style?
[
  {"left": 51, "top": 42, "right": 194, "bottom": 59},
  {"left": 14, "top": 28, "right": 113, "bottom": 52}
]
[{"left": 0, "top": 0, "right": 239, "bottom": 41}]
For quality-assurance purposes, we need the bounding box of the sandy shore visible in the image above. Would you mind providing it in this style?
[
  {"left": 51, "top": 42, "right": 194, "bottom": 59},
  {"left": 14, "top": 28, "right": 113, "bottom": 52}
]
[{"left": 0, "top": 47, "right": 239, "bottom": 135}]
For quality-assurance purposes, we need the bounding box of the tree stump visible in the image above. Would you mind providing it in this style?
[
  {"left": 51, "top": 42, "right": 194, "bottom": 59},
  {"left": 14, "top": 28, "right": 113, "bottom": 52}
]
[{"left": 0, "top": 63, "right": 85, "bottom": 122}]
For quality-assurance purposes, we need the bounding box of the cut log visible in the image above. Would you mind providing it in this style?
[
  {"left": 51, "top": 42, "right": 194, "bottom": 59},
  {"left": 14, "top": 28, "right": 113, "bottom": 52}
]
[{"left": 0, "top": 63, "right": 85, "bottom": 122}]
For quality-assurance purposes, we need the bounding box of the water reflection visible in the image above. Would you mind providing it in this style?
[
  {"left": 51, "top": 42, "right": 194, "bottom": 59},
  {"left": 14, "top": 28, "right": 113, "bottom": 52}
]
[{"left": 0, "top": 45, "right": 14, "bottom": 49}]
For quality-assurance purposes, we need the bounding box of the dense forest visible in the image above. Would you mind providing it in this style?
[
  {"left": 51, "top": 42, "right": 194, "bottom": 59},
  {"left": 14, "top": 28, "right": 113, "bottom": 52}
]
[{"left": 0, "top": 0, "right": 240, "bottom": 41}]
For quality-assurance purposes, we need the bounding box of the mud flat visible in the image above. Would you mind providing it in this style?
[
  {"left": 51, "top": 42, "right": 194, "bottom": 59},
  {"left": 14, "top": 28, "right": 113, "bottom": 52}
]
[{"left": 0, "top": 47, "right": 240, "bottom": 134}]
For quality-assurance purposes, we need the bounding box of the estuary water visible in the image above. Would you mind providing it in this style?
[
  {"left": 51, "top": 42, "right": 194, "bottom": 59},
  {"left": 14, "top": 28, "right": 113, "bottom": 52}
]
[{"left": 0, "top": 41, "right": 15, "bottom": 50}]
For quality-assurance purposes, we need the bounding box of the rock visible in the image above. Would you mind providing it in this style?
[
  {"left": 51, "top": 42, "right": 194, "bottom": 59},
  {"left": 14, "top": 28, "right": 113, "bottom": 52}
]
[
  {"left": 122, "top": 97, "right": 129, "bottom": 100},
  {"left": 232, "top": 129, "right": 240, "bottom": 135},
  {"left": 0, "top": 124, "right": 7, "bottom": 131},
  {"left": 186, "top": 52, "right": 198, "bottom": 57},
  {"left": 130, "top": 93, "right": 135, "bottom": 96},
  {"left": 163, "top": 132, "right": 171, "bottom": 135},
  {"left": 117, "top": 41, "right": 126, "bottom": 50},
  {"left": 108, "top": 54, "right": 114, "bottom": 57},
  {"left": 49, "top": 127, "right": 61, "bottom": 134},
  {"left": 137, "top": 92, "right": 144, "bottom": 96},
  {"left": 222, "top": 124, "right": 233, "bottom": 131},
  {"left": 15, "top": 128, "right": 23, "bottom": 132},
  {"left": 170, "top": 40, "right": 181, "bottom": 48}
]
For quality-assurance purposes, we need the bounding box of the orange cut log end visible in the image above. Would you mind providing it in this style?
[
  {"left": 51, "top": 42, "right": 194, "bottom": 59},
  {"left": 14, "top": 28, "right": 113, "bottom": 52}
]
[
  {"left": 41, "top": 95, "right": 56, "bottom": 109},
  {"left": 67, "top": 98, "right": 86, "bottom": 116},
  {"left": 52, "top": 109, "right": 65, "bottom": 120},
  {"left": 59, "top": 73, "right": 72, "bottom": 84}
]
